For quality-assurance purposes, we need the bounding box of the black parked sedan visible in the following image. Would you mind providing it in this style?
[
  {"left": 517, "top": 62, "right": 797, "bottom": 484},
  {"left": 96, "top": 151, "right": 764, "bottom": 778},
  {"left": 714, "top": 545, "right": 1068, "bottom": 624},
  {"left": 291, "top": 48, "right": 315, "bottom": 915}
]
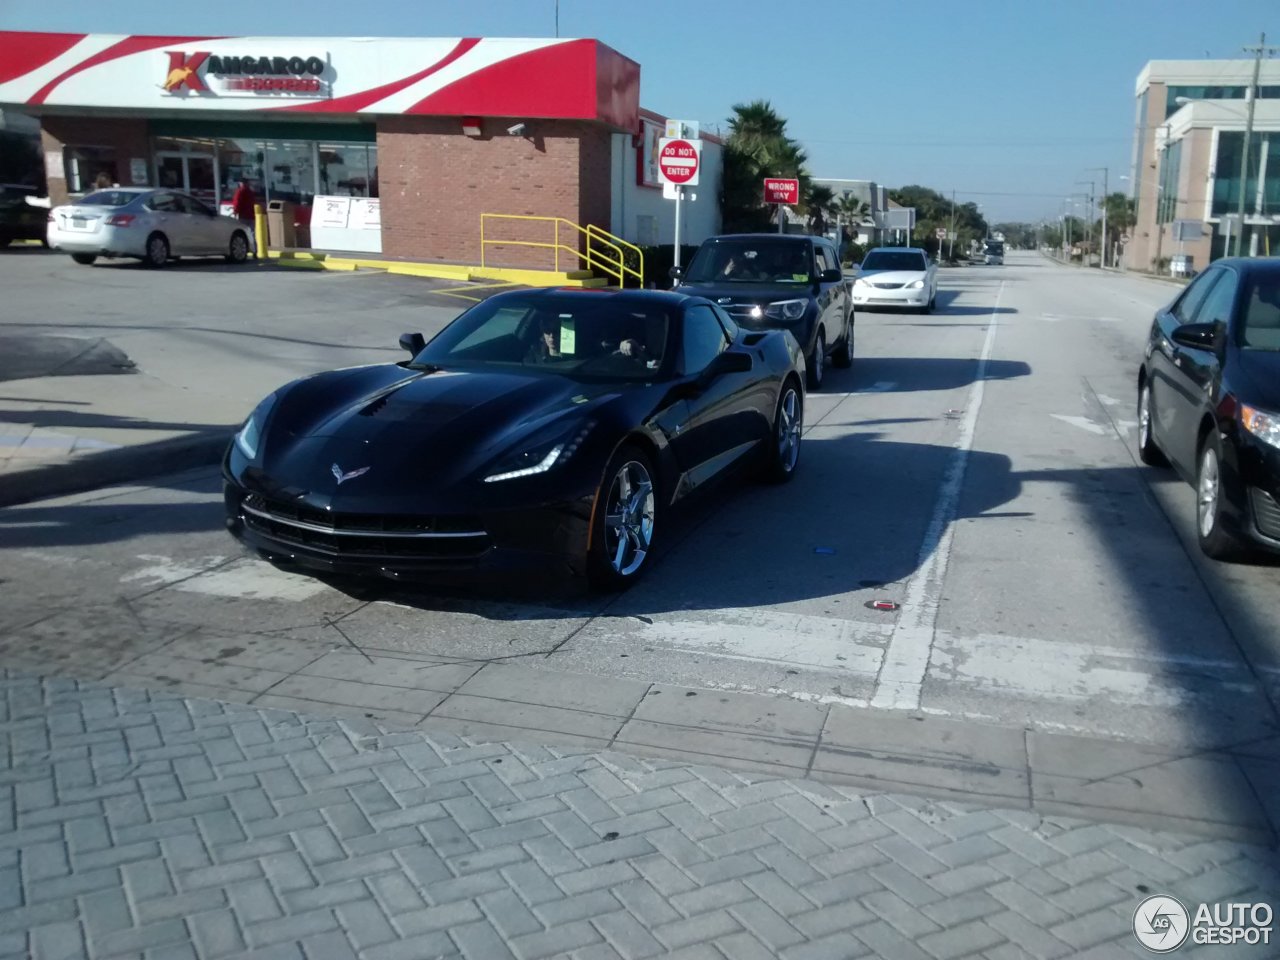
[
  {"left": 1138, "top": 257, "right": 1280, "bottom": 558},
  {"left": 670, "top": 234, "right": 852, "bottom": 390},
  {"left": 224, "top": 289, "right": 806, "bottom": 589}
]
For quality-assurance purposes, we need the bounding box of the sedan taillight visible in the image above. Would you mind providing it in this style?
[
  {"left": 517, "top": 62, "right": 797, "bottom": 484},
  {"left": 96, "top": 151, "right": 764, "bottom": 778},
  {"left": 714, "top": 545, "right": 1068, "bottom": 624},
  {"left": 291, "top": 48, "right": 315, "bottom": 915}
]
[{"left": 106, "top": 214, "right": 136, "bottom": 227}]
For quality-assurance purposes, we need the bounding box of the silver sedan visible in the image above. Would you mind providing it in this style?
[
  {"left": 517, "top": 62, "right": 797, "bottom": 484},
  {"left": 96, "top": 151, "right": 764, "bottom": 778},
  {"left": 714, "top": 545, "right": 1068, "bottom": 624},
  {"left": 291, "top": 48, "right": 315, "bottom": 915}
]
[{"left": 47, "top": 187, "right": 253, "bottom": 268}]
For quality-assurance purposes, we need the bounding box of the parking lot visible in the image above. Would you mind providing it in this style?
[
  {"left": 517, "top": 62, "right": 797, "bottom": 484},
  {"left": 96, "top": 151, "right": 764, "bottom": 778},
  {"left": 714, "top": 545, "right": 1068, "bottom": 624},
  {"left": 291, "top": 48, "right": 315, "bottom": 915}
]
[{"left": 4, "top": 250, "right": 1280, "bottom": 845}]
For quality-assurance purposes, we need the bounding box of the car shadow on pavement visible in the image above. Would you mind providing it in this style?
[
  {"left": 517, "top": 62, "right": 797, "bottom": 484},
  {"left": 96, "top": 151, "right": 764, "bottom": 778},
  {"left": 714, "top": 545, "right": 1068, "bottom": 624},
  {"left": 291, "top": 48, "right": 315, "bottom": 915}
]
[
  {"left": 849, "top": 357, "right": 1031, "bottom": 392},
  {"left": 87, "top": 259, "right": 263, "bottom": 274}
]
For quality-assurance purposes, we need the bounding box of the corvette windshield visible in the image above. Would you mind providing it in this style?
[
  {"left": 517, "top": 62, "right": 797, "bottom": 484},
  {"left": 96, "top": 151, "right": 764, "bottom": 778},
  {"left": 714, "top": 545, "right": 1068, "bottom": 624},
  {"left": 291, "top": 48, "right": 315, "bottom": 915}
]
[
  {"left": 684, "top": 240, "right": 814, "bottom": 284},
  {"left": 412, "top": 295, "right": 672, "bottom": 380}
]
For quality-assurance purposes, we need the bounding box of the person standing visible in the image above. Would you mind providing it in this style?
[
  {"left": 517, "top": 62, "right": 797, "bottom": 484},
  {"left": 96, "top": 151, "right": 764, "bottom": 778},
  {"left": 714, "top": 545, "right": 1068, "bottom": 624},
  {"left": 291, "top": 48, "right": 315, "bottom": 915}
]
[{"left": 231, "top": 180, "right": 256, "bottom": 226}]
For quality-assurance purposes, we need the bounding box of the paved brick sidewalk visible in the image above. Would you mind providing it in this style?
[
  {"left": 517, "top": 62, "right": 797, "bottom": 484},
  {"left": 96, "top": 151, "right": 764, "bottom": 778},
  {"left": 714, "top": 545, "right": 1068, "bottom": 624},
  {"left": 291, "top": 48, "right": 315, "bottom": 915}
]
[{"left": 2, "top": 672, "right": 1276, "bottom": 960}]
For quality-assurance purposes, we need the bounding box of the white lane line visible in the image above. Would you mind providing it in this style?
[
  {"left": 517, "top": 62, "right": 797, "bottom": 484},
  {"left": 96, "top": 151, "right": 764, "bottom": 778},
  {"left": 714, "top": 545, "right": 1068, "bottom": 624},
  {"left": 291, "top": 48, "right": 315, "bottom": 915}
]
[
  {"left": 871, "top": 281, "right": 1005, "bottom": 711},
  {"left": 1051, "top": 414, "right": 1108, "bottom": 435},
  {"left": 930, "top": 631, "right": 1266, "bottom": 708},
  {"left": 576, "top": 608, "right": 891, "bottom": 676}
]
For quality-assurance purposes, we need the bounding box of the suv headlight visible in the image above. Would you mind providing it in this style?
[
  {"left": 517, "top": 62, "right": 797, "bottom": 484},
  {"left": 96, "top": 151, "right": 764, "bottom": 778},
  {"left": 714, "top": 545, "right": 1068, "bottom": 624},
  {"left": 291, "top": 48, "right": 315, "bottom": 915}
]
[
  {"left": 1241, "top": 404, "right": 1280, "bottom": 449},
  {"left": 906, "top": 279, "right": 925, "bottom": 289},
  {"left": 483, "top": 421, "right": 594, "bottom": 483},
  {"left": 764, "top": 299, "right": 808, "bottom": 322},
  {"left": 234, "top": 393, "right": 278, "bottom": 459}
]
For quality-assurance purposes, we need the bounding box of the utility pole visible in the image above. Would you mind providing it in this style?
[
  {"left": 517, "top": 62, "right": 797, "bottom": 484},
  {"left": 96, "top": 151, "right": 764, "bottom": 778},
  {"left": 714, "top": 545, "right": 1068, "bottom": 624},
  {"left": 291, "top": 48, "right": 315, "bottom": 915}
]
[
  {"left": 1088, "top": 167, "right": 1109, "bottom": 268},
  {"left": 948, "top": 189, "right": 956, "bottom": 260},
  {"left": 1238, "top": 32, "right": 1277, "bottom": 256}
]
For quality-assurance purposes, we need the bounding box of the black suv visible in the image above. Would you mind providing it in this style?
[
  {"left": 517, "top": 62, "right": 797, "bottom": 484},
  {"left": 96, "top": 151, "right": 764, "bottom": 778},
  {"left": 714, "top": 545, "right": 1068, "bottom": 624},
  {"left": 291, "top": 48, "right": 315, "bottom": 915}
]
[{"left": 671, "top": 234, "right": 852, "bottom": 389}]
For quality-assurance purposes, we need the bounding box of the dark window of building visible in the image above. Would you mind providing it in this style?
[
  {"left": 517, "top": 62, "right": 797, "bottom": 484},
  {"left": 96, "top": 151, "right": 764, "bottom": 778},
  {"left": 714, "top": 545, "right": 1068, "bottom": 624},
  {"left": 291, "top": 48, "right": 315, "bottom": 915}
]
[
  {"left": 1211, "top": 131, "right": 1278, "bottom": 217},
  {"left": 1158, "top": 139, "right": 1181, "bottom": 223},
  {"left": 63, "top": 146, "right": 117, "bottom": 193}
]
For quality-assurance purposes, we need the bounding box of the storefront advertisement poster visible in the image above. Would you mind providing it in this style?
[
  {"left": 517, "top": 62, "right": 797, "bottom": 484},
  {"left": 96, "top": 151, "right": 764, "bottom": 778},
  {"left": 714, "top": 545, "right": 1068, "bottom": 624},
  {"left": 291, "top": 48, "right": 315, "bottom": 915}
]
[
  {"left": 637, "top": 119, "right": 663, "bottom": 188},
  {"left": 44, "top": 150, "right": 63, "bottom": 180},
  {"left": 315, "top": 195, "right": 352, "bottom": 229},
  {"left": 349, "top": 197, "right": 380, "bottom": 231},
  {"left": 130, "top": 158, "right": 148, "bottom": 185}
]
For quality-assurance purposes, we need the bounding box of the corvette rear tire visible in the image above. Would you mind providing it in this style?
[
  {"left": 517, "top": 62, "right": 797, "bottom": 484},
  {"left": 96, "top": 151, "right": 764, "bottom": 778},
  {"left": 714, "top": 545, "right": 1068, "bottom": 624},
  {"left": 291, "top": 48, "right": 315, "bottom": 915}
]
[{"left": 587, "top": 444, "right": 658, "bottom": 591}]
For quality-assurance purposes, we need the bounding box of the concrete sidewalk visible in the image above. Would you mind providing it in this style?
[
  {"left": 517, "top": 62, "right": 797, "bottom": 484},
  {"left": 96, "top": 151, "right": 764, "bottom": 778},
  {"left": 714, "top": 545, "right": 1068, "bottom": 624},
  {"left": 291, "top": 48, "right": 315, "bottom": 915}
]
[{"left": 3, "top": 670, "right": 1277, "bottom": 960}]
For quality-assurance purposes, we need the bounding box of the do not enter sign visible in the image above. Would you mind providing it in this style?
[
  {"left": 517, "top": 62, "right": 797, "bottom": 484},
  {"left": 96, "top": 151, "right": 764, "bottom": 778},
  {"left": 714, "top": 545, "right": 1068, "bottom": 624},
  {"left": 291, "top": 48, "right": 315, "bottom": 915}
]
[{"left": 658, "top": 137, "right": 701, "bottom": 186}]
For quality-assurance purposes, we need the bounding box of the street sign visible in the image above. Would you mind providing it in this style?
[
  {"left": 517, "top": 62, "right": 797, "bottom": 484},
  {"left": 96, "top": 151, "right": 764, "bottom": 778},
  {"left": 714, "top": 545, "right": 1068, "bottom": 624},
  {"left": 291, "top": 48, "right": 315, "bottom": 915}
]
[
  {"left": 935, "top": 228, "right": 946, "bottom": 240},
  {"left": 658, "top": 138, "right": 701, "bottom": 186},
  {"left": 763, "top": 178, "right": 800, "bottom": 204},
  {"left": 664, "top": 118, "right": 699, "bottom": 140},
  {"left": 1172, "top": 220, "right": 1203, "bottom": 242}
]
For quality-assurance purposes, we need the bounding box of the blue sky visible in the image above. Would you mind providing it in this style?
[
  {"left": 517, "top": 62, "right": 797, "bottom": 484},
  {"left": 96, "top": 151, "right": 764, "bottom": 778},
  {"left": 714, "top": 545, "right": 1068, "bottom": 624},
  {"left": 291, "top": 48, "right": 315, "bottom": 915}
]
[{"left": 3, "top": 0, "right": 1276, "bottom": 220}]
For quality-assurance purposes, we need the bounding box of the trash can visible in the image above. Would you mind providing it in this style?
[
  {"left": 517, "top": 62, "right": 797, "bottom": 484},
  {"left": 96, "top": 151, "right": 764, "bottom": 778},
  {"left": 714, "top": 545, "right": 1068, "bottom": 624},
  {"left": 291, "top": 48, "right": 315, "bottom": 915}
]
[{"left": 266, "top": 199, "right": 297, "bottom": 248}]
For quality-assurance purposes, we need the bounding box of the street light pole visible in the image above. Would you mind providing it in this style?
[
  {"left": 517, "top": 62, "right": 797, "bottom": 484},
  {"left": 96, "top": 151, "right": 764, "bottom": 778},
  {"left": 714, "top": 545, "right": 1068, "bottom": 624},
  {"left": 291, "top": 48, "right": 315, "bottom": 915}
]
[{"left": 1237, "top": 33, "right": 1265, "bottom": 255}]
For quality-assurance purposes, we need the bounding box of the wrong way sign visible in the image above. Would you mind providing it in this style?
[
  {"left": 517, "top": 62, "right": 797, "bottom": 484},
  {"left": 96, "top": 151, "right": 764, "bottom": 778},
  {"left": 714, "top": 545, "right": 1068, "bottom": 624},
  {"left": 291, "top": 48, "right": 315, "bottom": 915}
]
[{"left": 658, "top": 138, "right": 701, "bottom": 186}]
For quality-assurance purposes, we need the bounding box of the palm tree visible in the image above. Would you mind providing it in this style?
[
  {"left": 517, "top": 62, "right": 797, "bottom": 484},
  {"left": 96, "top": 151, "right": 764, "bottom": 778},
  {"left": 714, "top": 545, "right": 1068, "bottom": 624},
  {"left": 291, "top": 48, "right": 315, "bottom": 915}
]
[
  {"left": 722, "top": 101, "right": 810, "bottom": 231},
  {"left": 805, "top": 184, "right": 835, "bottom": 235}
]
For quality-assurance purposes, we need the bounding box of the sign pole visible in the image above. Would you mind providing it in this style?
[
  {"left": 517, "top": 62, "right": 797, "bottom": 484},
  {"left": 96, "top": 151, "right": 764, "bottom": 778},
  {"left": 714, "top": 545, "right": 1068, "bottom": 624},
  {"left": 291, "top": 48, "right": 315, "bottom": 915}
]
[
  {"left": 778, "top": 203, "right": 784, "bottom": 234},
  {"left": 673, "top": 187, "right": 684, "bottom": 269}
]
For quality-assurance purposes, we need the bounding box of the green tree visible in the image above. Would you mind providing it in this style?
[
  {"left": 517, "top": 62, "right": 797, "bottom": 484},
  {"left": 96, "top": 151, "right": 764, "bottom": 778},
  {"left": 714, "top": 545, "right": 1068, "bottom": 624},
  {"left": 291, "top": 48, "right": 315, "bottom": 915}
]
[
  {"left": 721, "top": 100, "right": 809, "bottom": 232},
  {"left": 805, "top": 183, "right": 835, "bottom": 235},
  {"left": 888, "top": 186, "right": 988, "bottom": 257},
  {"left": 1098, "top": 192, "right": 1135, "bottom": 254}
]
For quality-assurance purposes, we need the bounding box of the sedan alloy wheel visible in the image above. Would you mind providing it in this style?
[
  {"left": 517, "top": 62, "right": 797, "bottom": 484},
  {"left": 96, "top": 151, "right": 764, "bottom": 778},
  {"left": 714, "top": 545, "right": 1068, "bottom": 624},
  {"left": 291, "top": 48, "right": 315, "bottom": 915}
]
[{"left": 145, "top": 233, "right": 169, "bottom": 268}]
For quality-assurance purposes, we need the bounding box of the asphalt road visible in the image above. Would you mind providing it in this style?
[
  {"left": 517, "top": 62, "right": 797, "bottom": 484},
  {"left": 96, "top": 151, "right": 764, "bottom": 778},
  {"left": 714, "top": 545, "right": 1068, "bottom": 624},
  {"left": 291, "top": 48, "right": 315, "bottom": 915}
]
[{"left": 3, "top": 250, "right": 1279, "bottom": 835}]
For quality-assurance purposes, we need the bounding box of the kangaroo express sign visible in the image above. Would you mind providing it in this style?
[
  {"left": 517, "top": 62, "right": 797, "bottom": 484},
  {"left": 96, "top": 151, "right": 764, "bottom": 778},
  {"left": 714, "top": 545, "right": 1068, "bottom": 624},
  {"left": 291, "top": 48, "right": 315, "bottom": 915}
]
[{"left": 162, "top": 50, "right": 330, "bottom": 96}]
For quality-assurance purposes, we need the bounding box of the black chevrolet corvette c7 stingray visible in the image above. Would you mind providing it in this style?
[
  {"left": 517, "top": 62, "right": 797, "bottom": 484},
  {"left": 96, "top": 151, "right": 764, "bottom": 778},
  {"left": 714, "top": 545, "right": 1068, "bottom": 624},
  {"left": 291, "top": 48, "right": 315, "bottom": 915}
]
[{"left": 223, "top": 288, "right": 807, "bottom": 589}]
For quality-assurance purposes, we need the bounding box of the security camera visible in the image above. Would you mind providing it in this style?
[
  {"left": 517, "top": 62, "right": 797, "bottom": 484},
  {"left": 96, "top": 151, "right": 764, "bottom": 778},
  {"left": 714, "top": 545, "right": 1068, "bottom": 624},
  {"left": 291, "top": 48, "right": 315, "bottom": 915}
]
[{"left": 507, "top": 123, "right": 527, "bottom": 137}]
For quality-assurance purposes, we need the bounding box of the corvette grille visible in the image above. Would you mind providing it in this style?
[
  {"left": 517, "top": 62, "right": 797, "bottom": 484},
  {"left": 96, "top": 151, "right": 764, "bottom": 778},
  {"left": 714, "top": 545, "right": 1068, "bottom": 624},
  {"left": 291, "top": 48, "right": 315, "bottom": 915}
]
[{"left": 239, "top": 494, "right": 490, "bottom": 560}]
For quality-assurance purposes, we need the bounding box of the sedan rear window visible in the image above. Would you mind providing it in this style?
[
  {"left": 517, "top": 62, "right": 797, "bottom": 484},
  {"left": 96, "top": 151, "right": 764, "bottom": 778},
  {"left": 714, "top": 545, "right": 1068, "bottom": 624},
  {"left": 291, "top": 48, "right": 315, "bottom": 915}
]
[
  {"left": 77, "top": 191, "right": 136, "bottom": 207},
  {"left": 861, "top": 251, "right": 927, "bottom": 272}
]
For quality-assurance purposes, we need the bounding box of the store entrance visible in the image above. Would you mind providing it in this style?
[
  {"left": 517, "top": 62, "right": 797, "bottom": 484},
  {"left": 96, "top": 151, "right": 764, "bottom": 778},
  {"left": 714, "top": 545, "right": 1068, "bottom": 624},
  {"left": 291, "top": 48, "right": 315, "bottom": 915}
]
[{"left": 155, "top": 152, "right": 218, "bottom": 207}]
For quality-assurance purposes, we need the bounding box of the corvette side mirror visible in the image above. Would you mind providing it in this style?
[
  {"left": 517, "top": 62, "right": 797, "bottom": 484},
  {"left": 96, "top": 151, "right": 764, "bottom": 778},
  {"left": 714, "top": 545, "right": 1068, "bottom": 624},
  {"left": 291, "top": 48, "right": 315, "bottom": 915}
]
[{"left": 399, "top": 332, "right": 425, "bottom": 356}]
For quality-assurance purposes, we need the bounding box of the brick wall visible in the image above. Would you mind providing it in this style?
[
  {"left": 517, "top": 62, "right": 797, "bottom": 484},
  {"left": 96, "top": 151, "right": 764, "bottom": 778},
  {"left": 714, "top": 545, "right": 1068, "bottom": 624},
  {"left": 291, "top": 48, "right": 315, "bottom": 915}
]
[
  {"left": 376, "top": 116, "right": 614, "bottom": 269},
  {"left": 41, "top": 117, "right": 151, "bottom": 206}
]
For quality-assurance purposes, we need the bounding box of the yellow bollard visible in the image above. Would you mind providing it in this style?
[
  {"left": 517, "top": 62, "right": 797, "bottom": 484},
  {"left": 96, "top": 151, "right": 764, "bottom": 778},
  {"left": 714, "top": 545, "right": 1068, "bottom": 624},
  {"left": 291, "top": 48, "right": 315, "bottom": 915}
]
[{"left": 254, "top": 203, "right": 268, "bottom": 259}]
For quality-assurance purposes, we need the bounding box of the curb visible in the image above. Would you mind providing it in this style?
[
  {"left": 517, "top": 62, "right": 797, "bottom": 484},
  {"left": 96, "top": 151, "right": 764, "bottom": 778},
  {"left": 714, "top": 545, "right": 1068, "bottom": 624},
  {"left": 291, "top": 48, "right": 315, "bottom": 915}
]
[{"left": 0, "top": 430, "right": 233, "bottom": 508}]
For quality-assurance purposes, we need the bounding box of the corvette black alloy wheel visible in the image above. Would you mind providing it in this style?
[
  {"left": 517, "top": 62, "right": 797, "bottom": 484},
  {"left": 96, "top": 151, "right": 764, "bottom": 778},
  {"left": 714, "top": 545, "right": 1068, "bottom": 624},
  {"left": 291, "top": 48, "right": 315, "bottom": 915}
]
[{"left": 589, "top": 445, "right": 656, "bottom": 589}]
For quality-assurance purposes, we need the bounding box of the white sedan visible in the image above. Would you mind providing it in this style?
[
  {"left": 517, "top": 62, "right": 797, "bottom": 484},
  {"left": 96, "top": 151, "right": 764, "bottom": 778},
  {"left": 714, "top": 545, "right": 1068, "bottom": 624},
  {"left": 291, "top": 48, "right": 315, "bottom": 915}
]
[
  {"left": 47, "top": 187, "right": 252, "bottom": 267},
  {"left": 851, "top": 247, "right": 938, "bottom": 313}
]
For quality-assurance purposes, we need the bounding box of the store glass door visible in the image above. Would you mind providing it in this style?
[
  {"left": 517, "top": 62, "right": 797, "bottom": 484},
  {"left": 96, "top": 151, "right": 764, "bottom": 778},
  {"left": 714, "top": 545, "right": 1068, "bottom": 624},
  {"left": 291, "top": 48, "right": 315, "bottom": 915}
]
[{"left": 154, "top": 152, "right": 220, "bottom": 207}]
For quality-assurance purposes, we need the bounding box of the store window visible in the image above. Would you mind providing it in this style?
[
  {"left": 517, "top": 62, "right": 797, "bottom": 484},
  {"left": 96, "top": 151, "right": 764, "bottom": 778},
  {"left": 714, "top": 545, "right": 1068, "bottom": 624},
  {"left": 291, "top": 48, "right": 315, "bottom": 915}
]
[
  {"left": 318, "top": 143, "right": 378, "bottom": 197},
  {"left": 1211, "top": 131, "right": 1275, "bottom": 217},
  {"left": 63, "top": 146, "right": 117, "bottom": 193}
]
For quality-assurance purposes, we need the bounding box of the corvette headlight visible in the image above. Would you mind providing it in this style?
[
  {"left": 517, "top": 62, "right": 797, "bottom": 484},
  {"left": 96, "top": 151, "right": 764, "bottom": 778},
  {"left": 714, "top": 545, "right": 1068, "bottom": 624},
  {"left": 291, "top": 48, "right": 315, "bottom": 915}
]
[
  {"left": 906, "top": 279, "right": 925, "bottom": 289},
  {"left": 764, "top": 299, "right": 808, "bottom": 322},
  {"left": 234, "top": 393, "right": 277, "bottom": 459},
  {"left": 1241, "top": 404, "right": 1280, "bottom": 449},
  {"left": 483, "top": 421, "right": 594, "bottom": 483}
]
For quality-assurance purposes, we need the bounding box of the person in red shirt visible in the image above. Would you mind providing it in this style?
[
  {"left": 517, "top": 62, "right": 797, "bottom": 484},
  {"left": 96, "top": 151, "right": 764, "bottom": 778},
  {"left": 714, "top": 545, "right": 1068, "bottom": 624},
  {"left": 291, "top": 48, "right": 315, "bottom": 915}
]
[{"left": 231, "top": 180, "right": 256, "bottom": 224}]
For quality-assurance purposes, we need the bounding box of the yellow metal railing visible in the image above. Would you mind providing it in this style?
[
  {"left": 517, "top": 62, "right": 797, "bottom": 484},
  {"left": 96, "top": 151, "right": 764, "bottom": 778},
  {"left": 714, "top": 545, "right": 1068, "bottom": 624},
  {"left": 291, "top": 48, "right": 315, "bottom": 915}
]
[{"left": 480, "top": 214, "right": 644, "bottom": 287}]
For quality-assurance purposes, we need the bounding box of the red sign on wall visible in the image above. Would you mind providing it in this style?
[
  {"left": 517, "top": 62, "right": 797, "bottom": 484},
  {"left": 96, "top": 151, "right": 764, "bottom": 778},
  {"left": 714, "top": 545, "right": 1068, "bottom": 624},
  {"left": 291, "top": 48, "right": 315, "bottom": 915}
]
[{"left": 763, "top": 178, "right": 800, "bottom": 204}]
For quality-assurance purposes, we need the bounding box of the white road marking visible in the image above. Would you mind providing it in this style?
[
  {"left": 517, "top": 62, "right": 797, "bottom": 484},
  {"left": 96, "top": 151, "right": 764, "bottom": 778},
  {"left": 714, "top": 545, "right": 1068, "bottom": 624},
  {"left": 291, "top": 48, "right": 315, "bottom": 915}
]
[
  {"left": 1051, "top": 414, "right": 1108, "bottom": 435},
  {"left": 122, "top": 554, "right": 228, "bottom": 587},
  {"left": 585, "top": 609, "right": 890, "bottom": 676},
  {"left": 929, "top": 631, "right": 1266, "bottom": 707},
  {"left": 871, "top": 282, "right": 1005, "bottom": 710},
  {"left": 173, "top": 559, "right": 332, "bottom": 601},
  {"left": 1095, "top": 394, "right": 1122, "bottom": 407},
  {"left": 121, "top": 554, "right": 329, "bottom": 601}
]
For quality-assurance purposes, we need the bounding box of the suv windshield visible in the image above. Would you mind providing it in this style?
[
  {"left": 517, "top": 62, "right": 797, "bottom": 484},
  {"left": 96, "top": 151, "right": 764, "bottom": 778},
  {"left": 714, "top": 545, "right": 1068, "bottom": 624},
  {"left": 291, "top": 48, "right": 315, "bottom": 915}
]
[
  {"left": 684, "top": 239, "right": 814, "bottom": 284},
  {"left": 861, "top": 250, "right": 926, "bottom": 272},
  {"left": 412, "top": 295, "right": 672, "bottom": 381},
  {"left": 1241, "top": 275, "right": 1280, "bottom": 351},
  {"left": 77, "top": 191, "right": 136, "bottom": 207}
]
